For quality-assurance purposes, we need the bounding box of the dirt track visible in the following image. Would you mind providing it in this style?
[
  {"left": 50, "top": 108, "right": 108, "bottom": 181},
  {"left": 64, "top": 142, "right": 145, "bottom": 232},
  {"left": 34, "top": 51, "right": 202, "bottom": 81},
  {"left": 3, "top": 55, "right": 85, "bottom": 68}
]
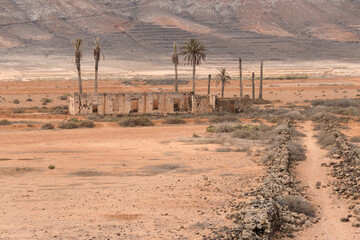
[{"left": 293, "top": 122, "right": 359, "bottom": 240}]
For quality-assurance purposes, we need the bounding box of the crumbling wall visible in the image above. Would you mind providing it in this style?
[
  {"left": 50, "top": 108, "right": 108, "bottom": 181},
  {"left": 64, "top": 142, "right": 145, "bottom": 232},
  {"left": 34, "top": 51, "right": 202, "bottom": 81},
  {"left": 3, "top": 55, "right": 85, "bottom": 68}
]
[
  {"left": 192, "top": 95, "right": 214, "bottom": 115},
  {"left": 69, "top": 92, "right": 193, "bottom": 115},
  {"left": 216, "top": 96, "right": 252, "bottom": 113}
]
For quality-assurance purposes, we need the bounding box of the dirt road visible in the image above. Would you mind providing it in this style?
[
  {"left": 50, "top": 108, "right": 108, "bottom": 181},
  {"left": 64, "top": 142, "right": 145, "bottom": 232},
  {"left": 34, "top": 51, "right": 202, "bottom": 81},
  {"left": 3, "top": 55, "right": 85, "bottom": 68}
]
[{"left": 293, "top": 122, "right": 359, "bottom": 240}]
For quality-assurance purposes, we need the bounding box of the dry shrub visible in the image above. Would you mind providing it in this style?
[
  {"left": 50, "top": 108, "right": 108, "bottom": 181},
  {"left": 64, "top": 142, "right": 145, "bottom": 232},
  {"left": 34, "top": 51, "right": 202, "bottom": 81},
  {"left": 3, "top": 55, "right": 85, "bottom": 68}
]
[
  {"left": 285, "top": 110, "right": 305, "bottom": 121},
  {"left": 311, "top": 112, "right": 338, "bottom": 122},
  {"left": 0, "top": 119, "right": 11, "bottom": 126},
  {"left": 350, "top": 136, "right": 360, "bottom": 143},
  {"left": 209, "top": 115, "right": 239, "bottom": 123},
  {"left": 311, "top": 98, "right": 359, "bottom": 108},
  {"left": 215, "top": 123, "right": 237, "bottom": 133},
  {"left": 277, "top": 195, "right": 315, "bottom": 217},
  {"left": 118, "top": 117, "right": 154, "bottom": 127},
  {"left": 41, "top": 123, "right": 54, "bottom": 130},
  {"left": 163, "top": 117, "right": 186, "bottom": 124},
  {"left": 286, "top": 141, "right": 306, "bottom": 161},
  {"left": 141, "top": 164, "right": 180, "bottom": 176},
  {"left": 59, "top": 119, "right": 95, "bottom": 129},
  {"left": 317, "top": 132, "right": 336, "bottom": 148}
]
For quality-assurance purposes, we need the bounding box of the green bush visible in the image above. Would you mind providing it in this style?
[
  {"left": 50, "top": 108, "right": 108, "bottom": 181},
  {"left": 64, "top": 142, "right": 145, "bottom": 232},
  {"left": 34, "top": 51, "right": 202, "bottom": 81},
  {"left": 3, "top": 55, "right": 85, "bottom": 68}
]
[
  {"left": 0, "top": 119, "right": 11, "bottom": 126},
  {"left": 26, "top": 98, "right": 33, "bottom": 102},
  {"left": 206, "top": 125, "right": 216, "bottom": 133},
  {"left": 48, "top": 165, "right": 55, "bottom": 170},
  {"left": 12, "top": 99, "right": 20, "bottom": 104},
  {"left": 163, "top": 117, "right": 186, "bottom": 124},
  {"left": 118, "top": 117, "right": 154, "bottom": 127}
]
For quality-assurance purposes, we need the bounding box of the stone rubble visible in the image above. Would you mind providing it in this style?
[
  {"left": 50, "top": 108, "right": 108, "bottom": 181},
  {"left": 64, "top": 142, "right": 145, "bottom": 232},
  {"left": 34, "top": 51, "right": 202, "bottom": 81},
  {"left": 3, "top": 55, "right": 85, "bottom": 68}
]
[
  {"left": 319, "top": 122, "right": 360, "bottom": 228},
  {"left": 205, "top": 124, "right": 314, "bottom": 240}
]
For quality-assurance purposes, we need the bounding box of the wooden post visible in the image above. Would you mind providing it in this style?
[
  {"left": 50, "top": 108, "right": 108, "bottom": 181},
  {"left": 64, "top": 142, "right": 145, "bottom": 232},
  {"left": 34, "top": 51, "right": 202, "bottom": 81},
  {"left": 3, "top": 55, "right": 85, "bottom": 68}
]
[
  {"left": 252, "top": 72, "right": 255, "bottom": 101},
  {"left": 239, "top": 58, "right": 243, "bottom": 97},
  {"left": 208, "top": 74, "right": 211, "bottom": 95},
  {"left": 259, "top": 60, "right": 263, "bottom": 99}
]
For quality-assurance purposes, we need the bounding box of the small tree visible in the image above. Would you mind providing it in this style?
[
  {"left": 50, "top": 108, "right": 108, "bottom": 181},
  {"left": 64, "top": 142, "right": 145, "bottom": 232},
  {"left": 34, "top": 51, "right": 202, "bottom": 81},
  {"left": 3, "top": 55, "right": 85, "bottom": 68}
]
[
  {"left": 71, "top": 39, "right": 83, "bottom": 95},
  {"left": 216, "top": 68, "right": 231, "bottom": 98},
  {"left": 180, "top": 39, "right": 207, "bottom": 94},
  {"left": 171, "top": 42, "right": 179, "bottom": 92},
  {"left": 93, "top": 36, "right": 102, "bottom": 94}
]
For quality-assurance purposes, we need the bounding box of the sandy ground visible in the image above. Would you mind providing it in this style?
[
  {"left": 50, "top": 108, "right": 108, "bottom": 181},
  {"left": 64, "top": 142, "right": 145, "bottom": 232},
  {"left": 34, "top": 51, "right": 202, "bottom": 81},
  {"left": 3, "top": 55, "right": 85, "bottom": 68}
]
[
  {"left": 0, "top": 76, "right": 359, "bottom": 114},
  {"left": 0, "top": 124, "right": 263, "bottom": 240},
  {"left": 293, "top": 122, "right": 360, "bottom": 240},
  {"left": 0, "top": 76, "right": 360, "bottom": 239}
]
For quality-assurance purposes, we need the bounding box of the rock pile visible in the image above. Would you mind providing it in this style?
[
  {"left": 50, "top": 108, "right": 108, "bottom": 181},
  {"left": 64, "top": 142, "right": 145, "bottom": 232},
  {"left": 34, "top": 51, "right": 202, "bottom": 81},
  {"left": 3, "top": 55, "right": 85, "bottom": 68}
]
[
  {"left": 206, "top": 124, "right": 314, "bottom": 240},
  {"left": 319, "top": 122, "right": 360, "bottom": 228}
]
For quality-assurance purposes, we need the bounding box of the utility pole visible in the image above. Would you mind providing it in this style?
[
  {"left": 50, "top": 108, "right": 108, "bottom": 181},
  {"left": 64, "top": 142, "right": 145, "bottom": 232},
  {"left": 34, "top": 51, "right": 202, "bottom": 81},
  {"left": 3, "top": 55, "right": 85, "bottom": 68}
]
[
  {"left": 259, "top": 60, "right": 263, "bottom": 99},
  {"left": 252, "top": 72, "right": 255, "bottom": 101},
  {"left": 239, "top": 58, "right": 243, "bottom": 97},
  {"left": 208, "top": 74, "right": 211, "bottom": 95}
]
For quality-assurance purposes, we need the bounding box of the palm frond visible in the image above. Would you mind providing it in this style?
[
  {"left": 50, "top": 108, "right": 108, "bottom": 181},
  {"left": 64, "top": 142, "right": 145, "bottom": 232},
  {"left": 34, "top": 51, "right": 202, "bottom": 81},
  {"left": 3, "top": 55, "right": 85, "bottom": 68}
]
[
  {"left": 180, "top": 39, "right": 207, "bottom": 66},
  {"left": 215, "top": 68, "right": 231, "bottom": 86}
]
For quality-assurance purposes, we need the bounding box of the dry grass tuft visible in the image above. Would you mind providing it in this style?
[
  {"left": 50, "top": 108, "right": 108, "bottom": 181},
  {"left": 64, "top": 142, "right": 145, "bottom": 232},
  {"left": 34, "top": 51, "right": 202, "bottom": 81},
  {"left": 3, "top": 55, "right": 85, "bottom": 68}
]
[
  {"left": 118, "top": 117, "right": 154, "bottom": 127},
  {"left": 277, "top": 195, "right": 315, "bottom": 217}
]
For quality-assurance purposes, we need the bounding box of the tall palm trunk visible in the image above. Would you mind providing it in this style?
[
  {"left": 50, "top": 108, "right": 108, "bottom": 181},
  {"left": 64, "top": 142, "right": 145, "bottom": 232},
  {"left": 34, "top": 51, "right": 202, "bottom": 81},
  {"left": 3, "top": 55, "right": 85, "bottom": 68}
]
[
  {"left": 252, "top": 72, "right": 255, "bottom": 100},
  {"left": 239, "top": 58, "right": 243, "bottom": 97},
  {"left": 221, "top": 80, "right": 225, "bottom": 97},
  {"left": 94, "top": 58, "right": 99, "bottom": 93},
  {"left": 76, "top": 52, "right": 82, "bottom": 95},
  {"left": 207, "top": 74, "right": 211, "bottom": 95},
  {"left": 174, "top": 64, "right": 178, "bottom": 92},
  {"left": 259, "top": 60, "right": 263, "bottom": 99},
  {"left": 192, "top": 61, "right": 196, "bottom": 93}
]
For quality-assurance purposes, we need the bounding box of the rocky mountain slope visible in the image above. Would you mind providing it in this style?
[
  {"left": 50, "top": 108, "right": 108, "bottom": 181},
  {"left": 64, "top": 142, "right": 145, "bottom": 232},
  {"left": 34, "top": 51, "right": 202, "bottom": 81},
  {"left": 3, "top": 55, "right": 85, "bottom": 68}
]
[{"left": 1, "top": 0, "right": 360, "bottom": 72}]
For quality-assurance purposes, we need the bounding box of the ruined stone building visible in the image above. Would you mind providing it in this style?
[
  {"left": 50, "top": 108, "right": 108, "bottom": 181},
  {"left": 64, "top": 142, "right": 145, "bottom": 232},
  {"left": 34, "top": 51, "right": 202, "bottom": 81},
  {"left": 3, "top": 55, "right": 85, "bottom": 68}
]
[{"left": 69, "top": 92, "right": 251, "bottom": 116}]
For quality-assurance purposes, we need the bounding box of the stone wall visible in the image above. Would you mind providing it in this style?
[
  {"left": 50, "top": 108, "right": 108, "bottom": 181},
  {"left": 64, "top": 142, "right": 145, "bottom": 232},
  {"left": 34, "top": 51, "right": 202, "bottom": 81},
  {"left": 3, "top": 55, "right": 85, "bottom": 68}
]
[{"left": 69, "top": 92, "right": 251, "bottom": 116}]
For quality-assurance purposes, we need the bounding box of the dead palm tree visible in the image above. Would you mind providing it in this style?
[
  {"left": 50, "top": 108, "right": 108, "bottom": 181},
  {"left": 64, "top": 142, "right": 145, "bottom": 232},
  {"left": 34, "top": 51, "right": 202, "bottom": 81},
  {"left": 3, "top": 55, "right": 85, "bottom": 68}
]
[
  {"left": 171, "top": 42, "right": 179, "bottom": 92},
  {"left": 180, "top": 39, "right": 207, "bottom": 94},
  {"left": 71, "top": 39, "right": 83, "bottom": 95},
  {"left": 215, "top": 68, "right": 231, "bottom": 97},
  {"left": 93, "top": 36, "right": 101, "bottom": 94}
]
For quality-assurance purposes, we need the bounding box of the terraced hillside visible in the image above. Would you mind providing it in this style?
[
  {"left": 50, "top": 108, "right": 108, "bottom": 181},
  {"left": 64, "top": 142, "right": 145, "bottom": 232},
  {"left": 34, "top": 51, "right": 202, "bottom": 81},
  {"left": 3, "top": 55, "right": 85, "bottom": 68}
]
[{"left": 1, "top": 0, "right": 360, "bottom": 77}]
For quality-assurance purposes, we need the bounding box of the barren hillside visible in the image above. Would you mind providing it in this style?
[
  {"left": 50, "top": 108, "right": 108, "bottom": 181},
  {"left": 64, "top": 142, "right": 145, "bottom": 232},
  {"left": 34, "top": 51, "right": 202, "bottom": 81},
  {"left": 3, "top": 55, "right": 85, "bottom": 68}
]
[{"left": 1, "top": 0, "right": 360, "bottom": 77}]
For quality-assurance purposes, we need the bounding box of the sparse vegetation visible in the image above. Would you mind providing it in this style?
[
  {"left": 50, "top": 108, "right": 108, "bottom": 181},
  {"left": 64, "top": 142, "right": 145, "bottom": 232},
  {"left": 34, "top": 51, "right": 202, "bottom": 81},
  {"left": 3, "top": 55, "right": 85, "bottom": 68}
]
[
  {"left": 317, "top": 132, "right": 336, "bottom": 148},
  {"left": 48, "top": 165, "right": 55, "bottom": 170},
  {"left": 58, "top": 119, "right": 95, "bottom": 129},
  {"left": 41, "top": 98, "right": 52, "bottom": 104},
  {"left": 13, "top": 99, "right": 20, "bottom": 104},
  {"left": 208, "top": 115, "right": 239, "bottom": 123},
  {"left": 41, "top": 123, "right": 54, "bottom": 130},
  {"left": 163, "top": 117, "right": 186, "bottom": 124},
  {"left": 277, "top": 195, "right": 315, "bottom": 217},
  {"left": 26, "top": 98, "right": 33, "bottom": 102},
  {"left": 0, "top": 119, "right": 11, "bottom": 126},
  {"left": 350, "top": 136, "right": 360, "bottom": 143},
  {"left": 118, "top": 117, "right": 154, "bottom": 127}
]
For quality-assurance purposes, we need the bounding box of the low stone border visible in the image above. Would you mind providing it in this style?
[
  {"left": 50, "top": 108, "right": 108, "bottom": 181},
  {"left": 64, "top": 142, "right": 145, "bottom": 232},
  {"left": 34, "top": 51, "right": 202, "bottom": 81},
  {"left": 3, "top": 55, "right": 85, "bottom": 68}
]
[
  {"left": 206, "top": 124, "right": 314, "bottom": 240},
  {"left": 317, "top": 122, "right": 360, "bottom": 228}
]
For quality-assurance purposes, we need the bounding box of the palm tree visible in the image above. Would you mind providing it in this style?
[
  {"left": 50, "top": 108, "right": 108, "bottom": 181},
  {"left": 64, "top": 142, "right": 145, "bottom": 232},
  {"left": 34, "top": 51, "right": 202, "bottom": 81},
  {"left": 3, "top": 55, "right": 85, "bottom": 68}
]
[
  {"left": 216, "top": 68, "right": 231, "bottom": 97},
  {"left": 180, "top": 39, "right": 207, "bottom": 94},
  {"left": 93, "top": 36, "right": 101, "bottom": 94},
  {"left": 171, "top": 42, "right": 179, "bottom": 92},
  {"left": 71, "top": 39, "right": 83, "bottom": 95}
]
